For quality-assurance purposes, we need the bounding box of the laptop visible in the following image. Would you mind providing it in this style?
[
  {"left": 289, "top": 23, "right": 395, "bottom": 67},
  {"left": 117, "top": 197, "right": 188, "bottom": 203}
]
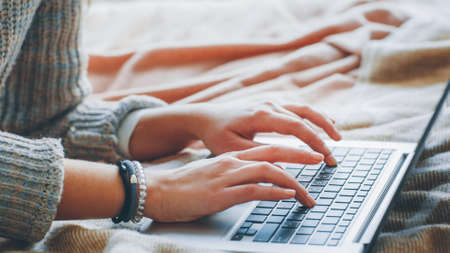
[{"left": 145, "top": 80, "right": 449, "bottom": 253}]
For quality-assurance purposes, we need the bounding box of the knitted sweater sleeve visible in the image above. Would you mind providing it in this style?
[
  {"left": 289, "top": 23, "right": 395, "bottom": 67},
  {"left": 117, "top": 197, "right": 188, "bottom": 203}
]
[{"left": 0, "top": 131, "right": 64, "bottom": 242}]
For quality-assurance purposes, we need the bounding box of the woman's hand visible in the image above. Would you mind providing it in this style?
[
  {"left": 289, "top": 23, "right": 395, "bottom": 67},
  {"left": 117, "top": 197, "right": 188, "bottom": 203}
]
[
  {"left": 143, "top": 145, "right": 317, "bottom": 222},
  {"left": 129, "top": 100, "right": 341, "bottom": 165},
  {"left": 130, "top": 100, "right": 340, "bottom": 165},
  {"left": 191, "top": 100, "right": 341, "bottom": 165}
]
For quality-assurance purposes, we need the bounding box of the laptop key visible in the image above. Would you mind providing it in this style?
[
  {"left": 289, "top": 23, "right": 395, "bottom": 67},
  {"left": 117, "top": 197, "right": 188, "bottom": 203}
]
[
  {"left": 267, "top": 215, "right": 284, "bottom": 223},
  {"left": 241, "top": 222, "right": 252, "bottom": 228},
  {"left": 320, "top": 192, "right": 337, "bottom": 199},
  {"left": 282, "top": 220, "right": 301, "bottom": 228},
  {"left": 272, "top": 228, "right": 296, "bottom": 244},
  {"left": 360, "top": 185, "right": 371, "bottom": 191},
  {"left": 309, "top": 232, "right": 331, "bottom": 245},
  {"left": 291, "top": 234, "right": 310, "bottom": 244},
  {"left": 335, "top": 226, "right": 347, "bottom": 233},
  {"left": 253, "top": 223, "right": 280, "bottom": 242},
  {"left": 278, "top": 202, "right": 295, "bottom": 209},
  {"left": 341, "top": 161, "right": 357, "bottom": 167},
  {"left": 304, "top": 164, "right": 322, "bottom": 171},
  {"left": 309, "top": 192, "right": 320, "bottom": 199},
  {"left": 246, "top": 214, "right": 267, "bottom": 223},
  {"left": 308, "top": 186, "right": 324, "bottom": 193},
  {"left": 342, "top": 214, "right": 354, "bottom": 221},
  {"left": 252, "top": 207, "right": 272, "bottom": 215},
  {"left": 311, "top": 205, "right": 328, "bottom": 213},
  {"left": 327, "top": 210, "right": 344, "bottom": 217},
  {"left": 317, "top": 224, "right": 335, "bottom": 232},
  {"left": 340, "top": 220, "right": 351, "bottom": 226},
  {"left": 330, "top": 179, "right": 346, "bottom": 186},
  {"left": 322, "top": 166, "right": 337, "bottom": 174},
  {"left": 231, "top": 234, "right": 243, "bottom": 241},
  {"left": 359, "top": 159, "right": 376, "bottom": 165},
  {"left": 322, "top": 217, "right": 340, "bottom": 225},
  {"left": 297, "top": 176, "right": 313, "bottom": 183},
  {"left": 334, "top": 173, "right": 350, "bottom": 179},
  {"left": 258, "top": 201, "right": 278, "bottom": 208},
  {"left": 246, "top": 228, "right": 257, "bottom": 236},
  {"left": 355, "top": 165, "right": 371, "bottom": 171},
  {"left": 316, "top": 198, "right": 333, "bottom": 206},
  {"left": 237, "top": 227, "right": 248, "bottom": 234},
  {"left": 328, "top": 238, "right": 340, "bottom": 246},
  {"left": 297, "top": 226, "right": 315, "bottom": 235},
  {"left": 354, "top": 196, "right": 365, "bottom": 203},
  {"left": 353, "top": 170, "right": 369, "bottom": 177},
  {"left": 307, "top": 212, "right": 324, "bottom": 220},
  {"left": 344, "top": 183, "right": 360, "bottom": 190},
  {"left": 287, "top": 212, "right": 305, "bottom": 221},
  {"left": 348, "top": 177, "right": 364, "bottom": 184},
  {"left": 302, "top": 170, "right": 318, "bottom": 176},
  {"left": 324, "top": 185, "right": 341, "bottom": 192},
  {"left": 272, "top": 209, "right": 290, "bottom": 216},
  {"left": 340, "top": 190, "right": 357, "bottom": 196},
  {"left": 292, "top": 204, "right": 308, "bottom": 213},
  {"left": 335, "top": 196, "right": 352, "bottom": 203},
  {"left": 311, "top": 179, "right": 328, "bottom": 186},
  {"left": 302, "top": 219, "right": 319, "bottom": 227},
  {"left": 331, "top": 203, "right": 348, "bottom": 210},
  {"left": 286, "top": 168, "right": 301, "bottom": 178},
  {"left": 337, "top": 167, "right": 353, "bottom": 173}
]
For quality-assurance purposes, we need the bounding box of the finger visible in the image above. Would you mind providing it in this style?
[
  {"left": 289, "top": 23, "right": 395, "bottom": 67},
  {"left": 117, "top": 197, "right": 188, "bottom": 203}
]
[
  {"left": 234, "top": 144, "right": 324, "bottom": 164},
  {"left": 222, "top": 162, "right": 315, "bottom": 207},
  {"left": 284, "top": 105, "right": 341, "bottom": 141},
  {"left": 219, "top": 185, "right": 296, "bottom": 210},
  {"left": 251, "top": 111, "right": 337, "bottom": 165}
]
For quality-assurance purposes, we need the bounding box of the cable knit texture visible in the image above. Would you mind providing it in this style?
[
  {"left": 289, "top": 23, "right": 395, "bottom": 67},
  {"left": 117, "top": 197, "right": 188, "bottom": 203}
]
[{"left": 0, "top": 0, "right": 165, "bottom": 242}]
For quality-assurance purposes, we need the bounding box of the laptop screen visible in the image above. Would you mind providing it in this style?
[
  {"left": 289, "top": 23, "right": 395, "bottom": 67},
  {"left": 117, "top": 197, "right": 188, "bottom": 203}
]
[{"left": 368, "top": 80, "right": 450, "bottom": 252}]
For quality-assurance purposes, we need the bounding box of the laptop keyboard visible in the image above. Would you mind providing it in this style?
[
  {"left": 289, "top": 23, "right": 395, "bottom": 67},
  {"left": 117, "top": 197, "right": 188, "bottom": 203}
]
[{"left": 230, "top": 147, "right": 393, "bottom": 246}]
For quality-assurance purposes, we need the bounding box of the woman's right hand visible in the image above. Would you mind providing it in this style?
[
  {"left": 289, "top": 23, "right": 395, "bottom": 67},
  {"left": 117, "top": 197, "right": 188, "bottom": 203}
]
[{"left": 143, "top": 145, "right": 319, "bottom": 222}]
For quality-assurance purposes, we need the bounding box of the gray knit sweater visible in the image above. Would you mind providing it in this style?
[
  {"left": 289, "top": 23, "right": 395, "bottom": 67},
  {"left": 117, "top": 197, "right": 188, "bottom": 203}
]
[{"left": 0, "top": 0, "right": 165, "bottom": 242}]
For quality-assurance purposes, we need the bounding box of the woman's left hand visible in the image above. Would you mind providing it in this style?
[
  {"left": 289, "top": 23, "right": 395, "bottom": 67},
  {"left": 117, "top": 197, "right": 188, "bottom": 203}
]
[{"left": 129, "top": 100, "right": 341, "bottom": 165}]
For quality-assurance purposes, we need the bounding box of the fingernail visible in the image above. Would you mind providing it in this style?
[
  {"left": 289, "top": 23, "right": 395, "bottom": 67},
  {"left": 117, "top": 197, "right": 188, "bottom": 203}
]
[
  {"left": 312, "top": 152, "right": 324, "bottom": 162},
  {"left": 307, "top": 196, "right": 316, "bottom": 207},
  {"left": 284, "top": 189, "right": 296, "bottom": 197},
  {"left": 325, "top": 155, "right": 338, "bottom": 166}
]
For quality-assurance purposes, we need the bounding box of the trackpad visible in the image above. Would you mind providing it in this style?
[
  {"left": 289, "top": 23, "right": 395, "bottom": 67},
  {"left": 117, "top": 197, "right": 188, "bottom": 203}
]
[{"left": 143, "top": 202, "right": 253, "bottom": 243}]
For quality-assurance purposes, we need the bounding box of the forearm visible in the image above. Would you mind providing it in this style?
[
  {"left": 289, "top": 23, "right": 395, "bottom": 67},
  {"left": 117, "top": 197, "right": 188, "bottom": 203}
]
[
  {"left": 129, "top": 104, "right": 203, "bottom": 160},
  {"left": 55, "top": 159, "right": 124, "bottom": 220}
]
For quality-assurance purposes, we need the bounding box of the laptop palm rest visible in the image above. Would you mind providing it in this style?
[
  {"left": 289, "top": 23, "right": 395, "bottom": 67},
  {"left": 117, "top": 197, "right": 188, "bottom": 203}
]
[{"left": 144, "top": 202, "right": 252, "bottom": 243}]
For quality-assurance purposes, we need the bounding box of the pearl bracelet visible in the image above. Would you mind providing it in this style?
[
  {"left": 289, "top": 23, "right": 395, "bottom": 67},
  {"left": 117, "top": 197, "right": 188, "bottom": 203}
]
[{"left": 131, "top": 160, "right": 146, "bottom": 223}]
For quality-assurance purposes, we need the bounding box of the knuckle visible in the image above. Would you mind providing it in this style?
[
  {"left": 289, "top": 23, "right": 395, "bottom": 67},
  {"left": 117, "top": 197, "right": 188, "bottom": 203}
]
[
  {"left": 245, "top": 185, "right": 259, "bottom": 196},
  {"left": 263, "top": 101, "right": 275, "bottom": 107},
  {"left": 218, "top": 156, "right": 238, "bottom": 166},
  {"left": 266, "top": 144, "right": 281, "bottom": 153},
  {"left": 253, "top": 108, "right": 271, "bottom": 118}
]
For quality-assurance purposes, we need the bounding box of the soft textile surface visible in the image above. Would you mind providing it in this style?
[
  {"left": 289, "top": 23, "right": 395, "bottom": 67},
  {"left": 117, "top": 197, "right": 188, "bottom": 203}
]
[{"left": 2, "top": 0, "right": 449, "bottom": 252}]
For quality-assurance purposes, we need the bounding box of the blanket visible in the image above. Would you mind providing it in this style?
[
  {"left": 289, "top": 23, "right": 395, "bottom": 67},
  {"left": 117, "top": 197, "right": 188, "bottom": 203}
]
[{"left": 2, "top": 0, "right": 449, "bottom": 252}]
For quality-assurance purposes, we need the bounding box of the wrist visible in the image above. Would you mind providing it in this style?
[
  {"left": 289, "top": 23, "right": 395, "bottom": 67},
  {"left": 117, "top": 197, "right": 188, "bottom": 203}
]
[
  {"left": 128, "top": 105, "right": 205, "bottom": 160},
  {"left": 142, "top": 170, "right": 164, "bottom": 221}
]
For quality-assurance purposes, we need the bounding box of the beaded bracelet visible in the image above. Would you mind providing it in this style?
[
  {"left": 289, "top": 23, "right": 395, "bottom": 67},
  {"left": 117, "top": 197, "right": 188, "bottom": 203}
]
[
  {"left": 112, "top": 160, "right": 138, "bottom": 223},
  {"left": 132, "top": 161, "right": 147, "bottom": 223}
]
